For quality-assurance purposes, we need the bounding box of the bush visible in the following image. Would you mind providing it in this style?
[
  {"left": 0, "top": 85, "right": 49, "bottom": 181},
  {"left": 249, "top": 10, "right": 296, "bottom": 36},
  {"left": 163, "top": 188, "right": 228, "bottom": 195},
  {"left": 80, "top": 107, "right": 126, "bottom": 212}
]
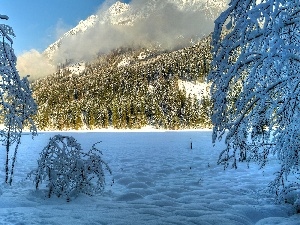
[{"left": 29, "top": 135, "right": 112, "bottom": 201}]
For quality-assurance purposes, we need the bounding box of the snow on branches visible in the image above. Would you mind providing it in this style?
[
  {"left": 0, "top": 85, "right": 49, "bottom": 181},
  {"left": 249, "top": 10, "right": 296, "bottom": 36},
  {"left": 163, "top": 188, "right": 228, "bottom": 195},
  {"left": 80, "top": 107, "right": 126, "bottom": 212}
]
[
  {"left": 29, "top": 135, "right": 112, "bottom": 201},
  {"left": 0, "top": 14, "right": 37, "bottom": 185},
  {"left": 208, "top": 0, "right": 300, "bottom": 206}
]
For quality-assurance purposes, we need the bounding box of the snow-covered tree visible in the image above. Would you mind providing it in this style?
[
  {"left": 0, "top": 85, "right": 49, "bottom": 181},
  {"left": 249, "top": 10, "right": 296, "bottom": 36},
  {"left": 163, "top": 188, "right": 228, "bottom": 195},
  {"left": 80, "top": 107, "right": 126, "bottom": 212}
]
[
  {"left": 0, "top": 14, "right": 37, "bottom": 184},
  {"left": 208, "top": 0, "right": 300, "bottom": 204},
  {"left": 29, "top": 135, "right": 112, "bottom": 201}
]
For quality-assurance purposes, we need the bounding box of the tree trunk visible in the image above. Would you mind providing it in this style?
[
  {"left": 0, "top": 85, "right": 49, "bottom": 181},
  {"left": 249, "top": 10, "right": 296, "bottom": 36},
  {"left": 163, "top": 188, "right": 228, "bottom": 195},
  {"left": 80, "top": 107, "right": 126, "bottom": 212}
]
[{"left": 5, "top": 122, "right": 11, "bottom": 184}]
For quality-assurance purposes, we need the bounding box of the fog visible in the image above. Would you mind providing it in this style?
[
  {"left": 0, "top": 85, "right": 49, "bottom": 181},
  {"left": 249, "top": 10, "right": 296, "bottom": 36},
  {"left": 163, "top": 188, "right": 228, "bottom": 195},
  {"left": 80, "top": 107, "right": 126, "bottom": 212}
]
[
  {"left": 17, "top": 49, "right": 56, "bottom": 81},
  {"left": 17, "top": 0, "right": 228, "bottom": 80}
]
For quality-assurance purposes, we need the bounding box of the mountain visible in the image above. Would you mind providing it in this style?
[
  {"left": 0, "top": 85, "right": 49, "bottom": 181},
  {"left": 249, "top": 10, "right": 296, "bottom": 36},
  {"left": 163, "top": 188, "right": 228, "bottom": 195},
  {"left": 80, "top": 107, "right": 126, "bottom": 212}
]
[
  {"left": 32, "top": 36, "right": 212, "bottom": 130},
  {"left": 43, "top": 15, "right": 98, "bottom": 60},
  {"left": 43, "top": 0, "right": 227, "bottom": 64},
  {"left": 43, "top": 1, "right": 131, "bottom": 61},
  {"left": 31, "top": 0, "right": 227, "bottom": 130}
]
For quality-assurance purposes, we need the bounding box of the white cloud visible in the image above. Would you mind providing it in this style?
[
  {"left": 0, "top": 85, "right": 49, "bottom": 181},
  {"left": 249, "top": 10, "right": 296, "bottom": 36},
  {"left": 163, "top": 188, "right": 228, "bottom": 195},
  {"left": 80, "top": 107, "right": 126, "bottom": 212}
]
[
  {"left": 53, "top": 0, "right": 227, "bottom": 63},
  {"left": 16, "top": 49, "right": 55, "bottom": 81}
]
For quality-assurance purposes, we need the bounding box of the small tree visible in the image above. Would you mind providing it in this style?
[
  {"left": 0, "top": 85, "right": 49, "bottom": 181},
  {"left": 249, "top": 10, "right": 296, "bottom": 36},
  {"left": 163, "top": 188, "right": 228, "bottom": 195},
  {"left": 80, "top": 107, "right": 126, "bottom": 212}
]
[
  {"left": 29, "top": 135, "right": 112, "bottom": 201},
  {"left": 0, "top": 14, "right": 37, "bottom": 185},
  {"left": 208, "top": 0, "right": 300, "bottom": 205}
]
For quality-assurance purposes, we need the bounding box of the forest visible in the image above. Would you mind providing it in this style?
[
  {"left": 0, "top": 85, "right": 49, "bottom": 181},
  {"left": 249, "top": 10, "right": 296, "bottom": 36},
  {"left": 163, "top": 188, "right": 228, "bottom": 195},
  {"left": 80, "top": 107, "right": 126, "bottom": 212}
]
[{"left": 32, "top": 36, "right": 212, "bottom": 130}]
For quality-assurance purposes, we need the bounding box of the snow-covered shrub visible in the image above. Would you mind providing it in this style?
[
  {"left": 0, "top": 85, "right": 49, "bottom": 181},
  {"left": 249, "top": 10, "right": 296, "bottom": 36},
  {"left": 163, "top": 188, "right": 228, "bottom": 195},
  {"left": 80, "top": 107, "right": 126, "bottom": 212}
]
[{"left": 29, "top": 135, "right": 111, "bottom": 201}]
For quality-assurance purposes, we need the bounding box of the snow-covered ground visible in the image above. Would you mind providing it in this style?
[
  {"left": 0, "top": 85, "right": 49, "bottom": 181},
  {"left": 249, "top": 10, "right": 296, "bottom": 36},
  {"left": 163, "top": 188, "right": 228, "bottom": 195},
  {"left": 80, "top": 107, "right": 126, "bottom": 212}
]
[
  {"left": 178, "top": 80, "right": 210, "bottom": 100},
  {"left": 66, "top": 62, "right": 86, "bottom": 75},
  {"left": 0, "top": 130, "right": 299, "bottom": 225}
]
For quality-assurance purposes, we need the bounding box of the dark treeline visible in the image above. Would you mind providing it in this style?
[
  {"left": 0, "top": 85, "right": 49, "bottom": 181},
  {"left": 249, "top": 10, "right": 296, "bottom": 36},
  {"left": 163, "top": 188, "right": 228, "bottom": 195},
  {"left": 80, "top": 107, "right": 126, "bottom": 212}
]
[{"left": 32, "top": 36, "right": 212, "bottom": 130}]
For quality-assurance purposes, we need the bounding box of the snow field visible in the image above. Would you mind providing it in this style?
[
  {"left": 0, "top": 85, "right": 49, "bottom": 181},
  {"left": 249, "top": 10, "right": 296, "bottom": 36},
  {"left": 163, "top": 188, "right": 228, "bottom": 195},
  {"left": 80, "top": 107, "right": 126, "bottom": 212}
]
[
  {"left": 178, "top": 80, "right": 210, "bottom": 100},
  {"left": 0, "top": 131, "right": 298, "bottom": 224}
]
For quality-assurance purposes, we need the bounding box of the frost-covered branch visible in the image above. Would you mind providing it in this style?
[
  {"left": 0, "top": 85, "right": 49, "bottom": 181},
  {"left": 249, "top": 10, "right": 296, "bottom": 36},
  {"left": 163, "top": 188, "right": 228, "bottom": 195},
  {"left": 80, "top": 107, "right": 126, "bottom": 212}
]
[
  {"left": 208, "top": 0, "right": 300, "bottom": 206},
  {"left": 0, "top": 14, "right": 37, "bottom": 184},
  {"left": 29, "top": 135, "right": 112, "bottom": 201}
]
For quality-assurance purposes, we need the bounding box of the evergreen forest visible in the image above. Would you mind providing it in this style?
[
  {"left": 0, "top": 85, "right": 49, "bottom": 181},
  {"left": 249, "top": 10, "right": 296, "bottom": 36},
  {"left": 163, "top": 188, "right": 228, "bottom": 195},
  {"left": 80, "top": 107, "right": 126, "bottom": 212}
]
[{"left": 32, "top": 36, "right": 212, "bottom": 130}]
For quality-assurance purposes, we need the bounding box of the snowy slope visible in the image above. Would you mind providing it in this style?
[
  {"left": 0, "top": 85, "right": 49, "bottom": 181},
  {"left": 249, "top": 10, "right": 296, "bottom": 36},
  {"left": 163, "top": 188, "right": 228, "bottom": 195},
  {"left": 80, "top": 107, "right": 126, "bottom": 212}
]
[
  {"left": 0, "top": 131, "right": 298, "bottom": 224},
  {"left": 178, "top": 79, "right": 210, "bottom": 99},
  {"left": 65, "top": 62, "right": 86, "bottom": 75},
  {"left": 43, "top": 1, "right": 132, "bottom": 61},
  {"left": 44, "top": 15, "right": 98, "bottom": 60},
  {"left": 104, "top": 1, "right": 132, "bottom": 25},
  {"left": 42, "top": 0, "right": 227, "bottom": 63}
]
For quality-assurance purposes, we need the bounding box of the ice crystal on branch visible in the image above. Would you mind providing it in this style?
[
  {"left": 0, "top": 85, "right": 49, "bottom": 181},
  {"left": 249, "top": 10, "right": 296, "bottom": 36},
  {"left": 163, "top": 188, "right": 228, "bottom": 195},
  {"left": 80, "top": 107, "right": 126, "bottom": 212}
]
[
  {"left": 30, "top": 135, "right": 112, "bottom": 201},
  {"left": 208, "top": 0, "right": 300, "bottom": 205},
  {"left": 0, "top": 14, "right": 37, "bottom": 185}
]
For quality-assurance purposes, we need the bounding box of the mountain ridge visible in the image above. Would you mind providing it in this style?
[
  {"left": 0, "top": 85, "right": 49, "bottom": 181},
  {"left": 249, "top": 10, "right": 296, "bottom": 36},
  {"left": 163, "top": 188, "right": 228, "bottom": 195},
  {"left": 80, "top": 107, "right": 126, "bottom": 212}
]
[{"left": 43, "top": 0, "right": 227, "bottom": 64}]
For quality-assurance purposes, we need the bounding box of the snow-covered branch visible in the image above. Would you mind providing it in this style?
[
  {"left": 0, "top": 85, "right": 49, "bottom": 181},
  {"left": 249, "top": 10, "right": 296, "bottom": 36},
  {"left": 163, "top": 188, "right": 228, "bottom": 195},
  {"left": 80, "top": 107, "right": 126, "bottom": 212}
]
[{"left": 209, "top": 0, "right": 300, "bottom": 207}]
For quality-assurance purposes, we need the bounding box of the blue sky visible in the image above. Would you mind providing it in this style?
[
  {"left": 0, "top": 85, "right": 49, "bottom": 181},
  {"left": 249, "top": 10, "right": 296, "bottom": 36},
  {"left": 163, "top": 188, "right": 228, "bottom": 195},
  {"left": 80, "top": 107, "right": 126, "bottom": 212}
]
[{"left": 1, "top": 0, "right": 128, "bottom": 56}]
